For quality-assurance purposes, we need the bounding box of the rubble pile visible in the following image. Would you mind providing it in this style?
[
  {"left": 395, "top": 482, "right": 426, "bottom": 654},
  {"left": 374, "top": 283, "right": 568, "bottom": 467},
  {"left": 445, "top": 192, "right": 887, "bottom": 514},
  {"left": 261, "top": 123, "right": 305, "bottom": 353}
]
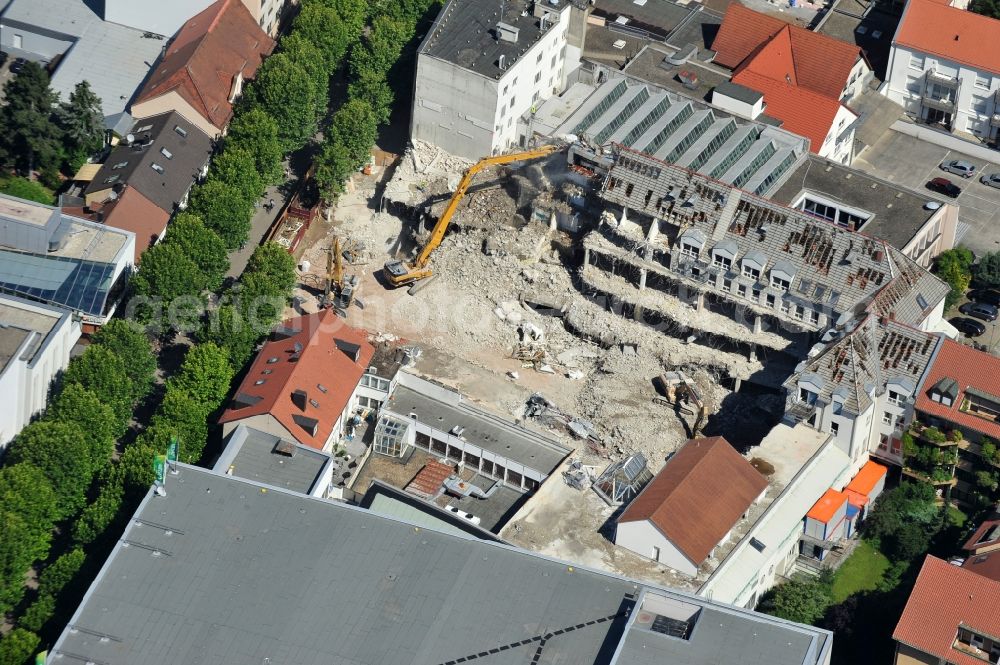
[{"left": 383, "top": 140, "right": 472, "bottom": 209}]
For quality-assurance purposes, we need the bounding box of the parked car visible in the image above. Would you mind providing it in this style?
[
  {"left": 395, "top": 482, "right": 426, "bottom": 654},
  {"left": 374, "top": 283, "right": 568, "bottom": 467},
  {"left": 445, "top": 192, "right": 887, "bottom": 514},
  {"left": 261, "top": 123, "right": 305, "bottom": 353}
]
[
  {"left": 941, "top": 159, "right": 976, "bottom": 178},
  {"left": 9, "top": 57, "right": 27, "bottom": 74},
  {"left": 981, "top": 173, "right": 1000, "bottom": 189},
  {"left": 959, "top": 301, "right": 999, "bottom": 322},
  {"left": 950, "top": 316, "right": 987, "bottom": 337},
  {"left": 970, "top": 289, "right": 1000, "bottom": 307},
  {"left": 927, "top": 177, "right": 961, "bottom": 198}
]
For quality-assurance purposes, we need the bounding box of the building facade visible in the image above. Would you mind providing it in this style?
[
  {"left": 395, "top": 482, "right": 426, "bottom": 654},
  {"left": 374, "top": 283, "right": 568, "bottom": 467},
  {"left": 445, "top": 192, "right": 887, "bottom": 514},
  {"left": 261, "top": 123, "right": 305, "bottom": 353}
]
[
  {"left": 411, "top": 0, "right": 577, "bottom": 159},
  {"left": 887, "top": 0, "right": 1000, "bottom": 141},
  {"left": 103, "top": 0, "right": 285, "bottom": 37}
]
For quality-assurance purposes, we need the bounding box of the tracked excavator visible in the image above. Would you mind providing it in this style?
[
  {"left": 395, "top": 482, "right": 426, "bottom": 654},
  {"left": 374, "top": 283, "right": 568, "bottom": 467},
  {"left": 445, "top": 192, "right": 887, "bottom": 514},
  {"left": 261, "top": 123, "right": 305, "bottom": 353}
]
[{"left": 383, "top": 144, "right": 562, "bottom": 288}]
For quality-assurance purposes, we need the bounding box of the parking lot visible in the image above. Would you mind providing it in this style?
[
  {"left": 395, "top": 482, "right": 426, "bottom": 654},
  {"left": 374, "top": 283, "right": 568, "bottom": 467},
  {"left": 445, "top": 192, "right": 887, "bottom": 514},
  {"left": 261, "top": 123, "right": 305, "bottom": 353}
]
[{"left": 854, "top": 129, "right": 1000, "bottom": 259}]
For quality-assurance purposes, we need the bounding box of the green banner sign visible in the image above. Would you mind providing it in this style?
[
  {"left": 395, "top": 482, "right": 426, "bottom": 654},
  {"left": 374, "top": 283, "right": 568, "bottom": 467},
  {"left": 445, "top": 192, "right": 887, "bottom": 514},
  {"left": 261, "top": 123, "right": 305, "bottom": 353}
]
[
  {"left": 154, "top": 454, "right": 167, "bottom": 484},
  {"left": 167, "top": 437, "right": 179, "bottom": 464},
  {"left": 35, "top": 651, "right": 47, "bottom": 665}
]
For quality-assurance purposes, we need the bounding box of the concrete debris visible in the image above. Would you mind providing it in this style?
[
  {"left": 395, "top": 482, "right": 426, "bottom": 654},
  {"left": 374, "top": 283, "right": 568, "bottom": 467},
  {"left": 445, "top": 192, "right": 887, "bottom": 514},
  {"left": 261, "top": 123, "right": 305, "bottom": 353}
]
[
  {"left": 566, "top": 369, "right": 585, "bottom": 380},
  {"left": 507, "top": 371, "right": 519, "bottom": 380},
  {"left": 538, "top": 364, "right": 556, "bottom": 374}
]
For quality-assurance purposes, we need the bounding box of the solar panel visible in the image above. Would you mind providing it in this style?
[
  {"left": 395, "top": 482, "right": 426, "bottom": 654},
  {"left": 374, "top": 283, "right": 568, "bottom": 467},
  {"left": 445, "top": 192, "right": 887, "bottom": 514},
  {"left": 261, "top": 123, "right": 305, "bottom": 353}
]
[{"left": 651, "top": 615, "right": 692, "bottom": 639}]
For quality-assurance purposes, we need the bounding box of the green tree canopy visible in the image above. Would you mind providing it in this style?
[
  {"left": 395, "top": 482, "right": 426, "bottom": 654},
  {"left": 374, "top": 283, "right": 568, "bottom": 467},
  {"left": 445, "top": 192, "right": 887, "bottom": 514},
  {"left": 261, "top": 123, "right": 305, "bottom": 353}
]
[
  {"left": 57, "top": 80, "right": 105, "bottom": 172},
  {"left": 62, "top": 345, "right": 135, "bottom": 427},
  {"left": 168, "top": 342, "right": 235, "bottom": 409},
  {"left": 0, "top": 627, "right": 40, "bottom": 665},
  {"left": 208, "top": 148, "right": 265, "bottom": 203},
  {"left": 132, "top": 238, "right": 209, "bottom": 310},
  {"left": 0, "top": 176, "right": 54, "bottom": 204},
  {"left": 758, "top": 579, "right": 833, "bottom": 625},
  {"left": 38, "top": 547, "right": 86, "bottom": 597},
  {"left": 934, "top": 247, "right": 974, "bottom": 308},
  {"left": 863, "top": 481, "right": 938, "bottom": 545},
  {"left": 165, "top": 212, "right": 229, "bottom": 290},
  {"left": 291, "top": 2, "right": 352, "bottom": 73},
  {"left": 350, "top": 16, "right": 409, "bottom": 81},
  {"left": 92, "top": 319, "right": 157, "bottom": 402},
  {"left": 0, "top": 61, "right": 63, "bottom": 174},
  {"left": 150, "top": 389, "right": 210, "bottom": 463},
  {"left": 976, "top": 251, "right": 1000, "bottom": 289},
  {"left": 313, "top": 0, "right": 368, "bottom": 37},
  {"left": 225, "top": 108, "right": 284, "bottom": 185},
  {"left": 347, "top": 73, "right": 394, "bottom": 125},
  {"left": 7, "top": 420, "right": 96, "bottom": 518},
  {"left": 188, "top": 179, "right": 254, "bottom": 250},
  {"left": 0, "top": 512, "right": 36, "bottom": 616},
  {"left": 199, "top": 304, "right": 262, "bottom": 369},
  {"left": 118, "top": 442, "right": 159, "bottom": 497},
  {"left": 245, "top": 242, "right": 297, "bottom": 295},
  {"left": 314, "top": 140, "right": 354, "bottom": 202},
  {"left": 73, "top": 481, "right": 125, "bottom": 545},
  {"left": 970, "top": 0, "right": 1000, "bottom": 19},
  {"left": 0, "top": 464, "right": 58, "bottom": 562},
  {"left": 48, "top": 383, "right": 119, "bottom": 464},
  {"left": 329, "top": 98, "right": 378, "bottom": 169},
  {"left": 245, "top": 53, "right": 321, "bottom": 151},
  {"left": 279, "top": 33, "right": 331, "bottom": 110}
]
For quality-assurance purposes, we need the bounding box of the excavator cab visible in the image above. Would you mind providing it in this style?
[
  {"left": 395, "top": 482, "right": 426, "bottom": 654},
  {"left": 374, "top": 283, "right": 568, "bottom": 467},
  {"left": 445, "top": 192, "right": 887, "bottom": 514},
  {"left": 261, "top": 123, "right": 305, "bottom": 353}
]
[{"left": 383, "top": 259, "right": 409, "bottom": 281}]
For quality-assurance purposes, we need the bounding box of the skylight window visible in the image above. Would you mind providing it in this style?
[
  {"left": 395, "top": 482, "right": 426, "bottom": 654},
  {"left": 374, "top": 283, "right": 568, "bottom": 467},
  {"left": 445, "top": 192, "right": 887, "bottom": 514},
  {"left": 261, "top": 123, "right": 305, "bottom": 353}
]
[
  {"left": 151, "top": 163, "right": 165, "bottom": 174},
  {"left": 160, "top": 147, "right": 173, "bottom": 159},
  {"left": 173, "top": 125, "right": 188, "bottom": 137},
  {"left": 104, "top": 175, "right": 119, "bottom": 184},
  {"left": 135, "top": 124, "right": 153, "bottom": 132},
  {"left": 113, "top": 161, "right": 128, "bottom": 169}
]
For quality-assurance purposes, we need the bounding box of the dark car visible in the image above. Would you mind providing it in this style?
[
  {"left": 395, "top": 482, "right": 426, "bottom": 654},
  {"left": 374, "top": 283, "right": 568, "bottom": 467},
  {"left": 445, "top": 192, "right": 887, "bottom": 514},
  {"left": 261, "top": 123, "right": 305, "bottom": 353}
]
[
  {"left": 959, "top": 301, "right": 999, "bottom": 321},
  {"left": 970, "top": 289, "right": 1000, "bottom": 307},
  {"left": 950, "top": 316, "right": 987, "bottom": 337},
  {"left": 927, "top": 177, "right": 961, "bottom": 198},
  {"left": 9, "top": 57, "right": 27, "bottom": 74}
]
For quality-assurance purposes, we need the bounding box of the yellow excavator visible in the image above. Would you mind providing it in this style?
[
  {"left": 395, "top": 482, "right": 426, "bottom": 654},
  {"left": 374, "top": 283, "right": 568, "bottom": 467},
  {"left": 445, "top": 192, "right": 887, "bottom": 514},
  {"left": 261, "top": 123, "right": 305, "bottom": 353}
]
[
  {"left": 322, "top": 236, "right": 355, "bottom": 313},
  {"left": 383, "top": 144, "right": 562, "bottom": 288}
]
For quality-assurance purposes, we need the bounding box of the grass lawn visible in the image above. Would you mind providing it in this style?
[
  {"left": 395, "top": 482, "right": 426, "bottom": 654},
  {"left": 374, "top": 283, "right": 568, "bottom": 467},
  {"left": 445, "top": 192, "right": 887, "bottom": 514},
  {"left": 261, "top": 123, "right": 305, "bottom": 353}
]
[{"left": 831, "top": 540, "right": 891, "bottom": 602}]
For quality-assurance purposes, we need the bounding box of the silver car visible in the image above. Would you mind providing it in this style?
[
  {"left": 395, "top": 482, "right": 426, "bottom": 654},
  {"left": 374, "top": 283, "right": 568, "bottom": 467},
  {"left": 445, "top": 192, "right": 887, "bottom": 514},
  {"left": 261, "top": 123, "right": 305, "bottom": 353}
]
[
  {"left": 942, "top": 159, "right": 976, "bottom": 178},
  {"left": 981, "top": 172, "right": 1000, "bottom": 188}
]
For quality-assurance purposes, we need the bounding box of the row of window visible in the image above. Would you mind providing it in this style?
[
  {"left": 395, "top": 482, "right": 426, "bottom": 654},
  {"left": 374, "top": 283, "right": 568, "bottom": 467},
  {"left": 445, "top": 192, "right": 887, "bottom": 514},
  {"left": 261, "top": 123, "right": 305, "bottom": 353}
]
[
  {"left": 695, "top": 263, "right": 821, "bottom": 322},
  {"left": 909, "top": 54, "right": 994, "bottom": 90},
  {"left": 413, "top": 431, "right": 540, "bottom": 491},
  {"left": 615, "top": 154, "right": 662, "bottom": 179}
]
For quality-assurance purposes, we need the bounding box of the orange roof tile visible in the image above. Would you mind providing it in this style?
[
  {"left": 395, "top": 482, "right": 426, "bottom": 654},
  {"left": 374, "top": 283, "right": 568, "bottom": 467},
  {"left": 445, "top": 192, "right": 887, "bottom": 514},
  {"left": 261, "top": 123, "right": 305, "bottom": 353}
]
[
  {"left": 218, "top": 310, "right": 374, "bottom": 449},
  {"left": 915, "top": 337, "right": 1000, "bottom": 440},
  {"left": 731, "top": 70, "right": 844, "bottom": 152},
  {"left": 619, "top": 436, "right": 767, "bottom": 566},
  {"left": 63, "top": 188, "right": 170, "bottom": 263},
  {"left": 806, "top": 488, "right": 848, "bottom": 523},
  {"left": 895, "top": 0, "right": 1000, "bottom": 74},
  {"left": 713, "top": 4, "right": 864, "bottom": 98},
  {"left": 894, "top": 555, "right": 1000, "bottom": 665},
  {"left": 134, "top": 0, "right": 275, "bottom": 132},
  {"left": 844, "top": 459, "right": 887, "bottom": 496},
  {"left": 405, "top": 460, "right": 455, "bottom": 500}
]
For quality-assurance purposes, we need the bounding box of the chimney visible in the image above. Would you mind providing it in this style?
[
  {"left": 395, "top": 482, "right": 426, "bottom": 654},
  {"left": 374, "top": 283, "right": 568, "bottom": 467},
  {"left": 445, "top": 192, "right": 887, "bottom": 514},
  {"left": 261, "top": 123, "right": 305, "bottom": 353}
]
[
  {"left": 499, "top": 54, "right": 507, "bottom": 70},
  {"left": 292, "top": 389, "right": 308, "bottom": 411},
  {"left": 873, "top": 249, "right": 885, "bottom": 262}
]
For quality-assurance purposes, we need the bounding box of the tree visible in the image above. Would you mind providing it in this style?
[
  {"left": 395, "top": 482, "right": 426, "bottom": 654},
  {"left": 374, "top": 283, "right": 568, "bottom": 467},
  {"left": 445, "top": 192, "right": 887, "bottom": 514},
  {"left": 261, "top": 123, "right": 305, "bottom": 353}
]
[
  {"left": 62, "top": 345, "right": 135, "bottom": 426},
  {"left": 92, "top": 319, "right": 157, "bottom": 403},
  {"left": 168, "top": 343, "right": 235, "bottom": 409},
  {"left": 350, "top": 16, "right": 409, "bottom": 80},
  {"left": 199, "top": 304, "right": 262, "bottom": 368},
  {"left": 57, "top": 80, "right": 105, "bottom": 172},
  {"left": 245, "top": 241, "right": 297, "bottom": 295},
  {"left": 19, "top": 592, "right": 56, "bottom": 632},
  {"left": 885, "top": 522, "right": 931, "bottom": 561},
  {"left": 976, "top": 251, "right": 1000, "bottom": 289},
  {"left": 0, "top": 61, "right": 63, "bottom": 174},
  {"left": 971, "top": 0, "right": 1000, "bottom": 19},
  {"left": 347, "top": 72, "right": 395, "bottom": 125},
  {"left": 329, "top": 99, "right": 378, "bottom": 168},
  {"left": 314, "top": 140, "right": 354, "bottom": 202},
  {"left": 118, "top": 442, "right": 159, "bottom": 497},
  {"left": 245, "top": 53, "right": 321, "bottom": 151},
  {"left": 0, "top": 512, "right": 35, "bottom": 615},
  {"left": 314, "top": 0, "right": 368, "bottom": 37},
  {"left": 0, "top": 628, "right": 40, "bottom": 665},
  {"left": 208, "top": 148, "right": 265, "bottom": 203},
  {"left": 38, "top": 548, "right": 86, "bottom": 597},
  {"left": 291, "top": 2, "right": 352, "bottom": 73},
  {"left": 0, "top": 464, "right": 58, "bottom": 562},
  {"left": 934, "top": 247, "right": 974, "bottom": 308},
  {"left": 225, "top": 108, "right": 284, "bottom": 185},
  {"left": 187, "top": 179, "right": 254, "bottom": 250},
  {"left": 150, "top": 390, "right": 210, "bottom": 463},
  {"left": 163, "top": 213, "right": 229, "bottom": 290},
  {"left": 0, "top": 176, "right": 53, "bottom": 204},
  {"left": 132, "top": 240, "right": 209, "bottom": 311},
  {"left": 279, "top": 34, "right": 331, "bottom": 111},
  {"left": 7, "top": 421, "right": 96, "bottom": 519},
  {"left": 758, "top": 579, "right": 833, "bottom": 625},
  {"left": 72, "top": 482, "right": 124, "bottom": 545},
  {"left": 47, "top": 383, "right": 118, "bottom": 468}
]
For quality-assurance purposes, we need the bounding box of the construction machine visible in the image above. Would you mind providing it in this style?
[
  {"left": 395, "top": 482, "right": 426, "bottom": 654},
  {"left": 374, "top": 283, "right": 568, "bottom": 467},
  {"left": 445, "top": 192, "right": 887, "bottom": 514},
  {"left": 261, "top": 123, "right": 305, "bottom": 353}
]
[
  {"left": 653, "top": 371, "right": 710, "bottom": 436},
  {"left": 383, "top": 144, "right": 562, "bottom": 288},
  {"left": 321, "top": 236, "right": 356, "bottom": 313}
]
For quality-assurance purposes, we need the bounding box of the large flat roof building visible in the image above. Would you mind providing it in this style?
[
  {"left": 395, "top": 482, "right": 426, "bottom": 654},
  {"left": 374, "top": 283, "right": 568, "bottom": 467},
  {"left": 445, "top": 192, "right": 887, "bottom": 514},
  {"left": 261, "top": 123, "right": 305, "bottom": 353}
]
[{"left": 49, "top": 465, "right": 834, "bottom": 665}]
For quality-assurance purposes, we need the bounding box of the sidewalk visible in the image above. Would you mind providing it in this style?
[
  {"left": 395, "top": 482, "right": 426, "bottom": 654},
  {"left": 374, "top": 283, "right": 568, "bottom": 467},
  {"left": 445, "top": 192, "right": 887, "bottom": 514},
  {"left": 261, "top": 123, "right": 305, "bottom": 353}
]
[{"left": 226, "top": 183, "right": 288, "bottom": 278}]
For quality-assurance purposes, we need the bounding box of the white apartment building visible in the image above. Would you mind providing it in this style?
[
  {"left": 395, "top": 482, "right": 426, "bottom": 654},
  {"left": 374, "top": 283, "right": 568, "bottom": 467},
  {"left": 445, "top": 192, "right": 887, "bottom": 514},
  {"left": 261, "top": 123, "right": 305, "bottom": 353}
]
[
  {"left": 887, "top": 0, "right": 1000, "bottom": 140},
  {"left": 0, "top": 295, "right": 81, "bottom": 447},
  {"left": 103, "top": 0, "right": 285, "bottom": 37},
  {"left": 411, "top": 0, "right": 579, "bottom": 160}
]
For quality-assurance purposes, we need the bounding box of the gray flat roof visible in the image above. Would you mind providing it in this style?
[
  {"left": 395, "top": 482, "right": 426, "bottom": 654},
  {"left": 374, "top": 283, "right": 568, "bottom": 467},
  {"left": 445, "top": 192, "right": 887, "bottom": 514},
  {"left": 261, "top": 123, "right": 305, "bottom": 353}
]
[
  {"left": 51, "top": 466, "right": 831, "bottom": 665},
  {"left": 591, "top": 0, "right": 692, "bottom": 38},
  {"left": 621, "top": 45, "right": 729, "bottom": 101},
  {"left": 769, "top": 154, "right": 939, "bottom": 251},
  {"left": 0, "top": 294, "right": 65, "bottom": 373},
  {"left": 384, "top": 377, "right": 571, "bottom": 474},
  {"left": 420, "top": 0, "right": 566, "bottom": 78},
  {"left": 715, "top": 80, "right": 764, "bottom": 105},
  {"left": 215, "top": 425, "right": 331, "bottom": 494}
]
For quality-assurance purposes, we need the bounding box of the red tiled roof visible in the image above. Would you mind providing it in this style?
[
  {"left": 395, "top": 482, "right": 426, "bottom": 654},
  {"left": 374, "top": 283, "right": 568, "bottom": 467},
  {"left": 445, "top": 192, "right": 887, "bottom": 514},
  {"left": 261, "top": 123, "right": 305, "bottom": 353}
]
[
  {"left": 963, "top": 550, "right": 1000, "bottom": 582},
  {"left": 218, "top": 309, "right": 374, "bottom": 449},
  {"left": 962, "top": 516, "right": 1000, "bottom": 552},
  {"left": 618, "top": 436, "right": 767, "bottom": 566},
  {"left": 730, "top": 70, "right": 844, "bottom": 152},
  {"left": 63, "top": 187, "right": 169, "bottom": 263},
  {"left": 806, "top": 488, "right": 848, "bottom": 523},
  {"left": 405, "top": 460, "right": 455, "bottom": 500},
  {"left": 894, "top": 555, "right": 1000, "bottom": 665},
  {"left": 895, "top": 0, "right": 1000, "bottom": 74},
  {"left": 915, "top": 337, "right": 1000, "bottom": 440},
  {"left": 713, "top": 4, "right": 863, "bottom": 98},
  {"left": 134, "top": 0, "right": 275, "bottom": 131}
]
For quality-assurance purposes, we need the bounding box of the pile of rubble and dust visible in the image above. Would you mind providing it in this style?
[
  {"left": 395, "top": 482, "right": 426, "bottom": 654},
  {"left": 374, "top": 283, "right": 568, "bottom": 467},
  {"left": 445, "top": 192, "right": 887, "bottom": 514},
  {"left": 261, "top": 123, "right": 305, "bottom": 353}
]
[{"left": 382, "top": 140, "right": 472, "bottom": 210}]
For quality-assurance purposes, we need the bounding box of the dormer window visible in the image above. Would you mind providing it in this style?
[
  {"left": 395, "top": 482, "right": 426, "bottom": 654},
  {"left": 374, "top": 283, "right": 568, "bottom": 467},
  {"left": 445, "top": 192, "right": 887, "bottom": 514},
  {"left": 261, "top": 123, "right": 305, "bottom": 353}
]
[
  {"left": 713, "top": 254, "right": 732, "bottom": 270},
  {"left": 742, "top": 265, "right": 760, "bottom": 280},
  {"left": 229, "top": 72, "right": 244, "bottom": 103},
  {"left": 930, "top": 378, "right": 958, "bottom": 407},
  {"left": 771, "top": 275, "right": 790, "bottom": 292},
  {"left": 681, "top": 242, "right": 700, "bottom": 258},
  {"left": 799, "top": 387, "right": 818, "bottom": 405}
]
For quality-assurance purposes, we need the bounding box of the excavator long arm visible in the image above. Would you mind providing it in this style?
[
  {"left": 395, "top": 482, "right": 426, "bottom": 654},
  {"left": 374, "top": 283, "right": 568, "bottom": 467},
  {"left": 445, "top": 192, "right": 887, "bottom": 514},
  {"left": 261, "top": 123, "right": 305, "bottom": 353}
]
[{"left": 384, "top": 144, "right": 561, "bottom": 287}]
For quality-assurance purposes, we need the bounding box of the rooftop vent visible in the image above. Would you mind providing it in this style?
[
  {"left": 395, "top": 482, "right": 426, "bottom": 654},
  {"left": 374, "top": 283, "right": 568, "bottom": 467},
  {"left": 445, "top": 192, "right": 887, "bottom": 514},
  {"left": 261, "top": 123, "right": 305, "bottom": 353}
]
[
  {"left": 335, "top": 339, "right": 362, "bottom": 362},
  {"left": 496, "top": 22, "right": 519, "bottom": 43},
  {"left": 450, "top": 425, "right": 465, "bottom": 436},
  {"left": 498, "top": 54, "right": 507, "bottom": 70},
  {"left": 292, "top": 414, "right": 319, "bottom": 437},
  {"left": 274, "top": 440, "right": 296, "bottom": 457},
  {"left": 292, "top": 389, "right": 308, "bottom": 411}
]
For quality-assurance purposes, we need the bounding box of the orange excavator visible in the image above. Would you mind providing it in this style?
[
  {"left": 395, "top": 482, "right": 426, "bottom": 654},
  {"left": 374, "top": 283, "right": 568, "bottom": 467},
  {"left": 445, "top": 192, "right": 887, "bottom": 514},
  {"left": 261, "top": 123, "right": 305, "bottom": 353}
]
[{"left": 383, "top": 144, "right": 562, "bottom": 288}]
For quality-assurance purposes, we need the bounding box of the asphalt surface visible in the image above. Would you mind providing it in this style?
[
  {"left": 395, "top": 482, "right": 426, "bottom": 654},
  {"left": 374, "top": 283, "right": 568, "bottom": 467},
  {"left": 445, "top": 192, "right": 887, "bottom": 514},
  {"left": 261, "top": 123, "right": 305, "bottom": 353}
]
[{"left": 854, "top": 130, "right": 1000, "bottom": 259}]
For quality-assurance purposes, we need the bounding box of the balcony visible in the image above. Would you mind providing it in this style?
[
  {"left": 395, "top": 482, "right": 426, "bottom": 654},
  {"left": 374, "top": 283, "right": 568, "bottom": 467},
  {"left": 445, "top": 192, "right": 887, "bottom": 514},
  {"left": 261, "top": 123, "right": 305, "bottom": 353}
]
[
  {"left": 921, "top": 93, "right": 956, "bottom": 112},
  {"left": 925, "top": 68, "right": 960, "bottom": 88}
]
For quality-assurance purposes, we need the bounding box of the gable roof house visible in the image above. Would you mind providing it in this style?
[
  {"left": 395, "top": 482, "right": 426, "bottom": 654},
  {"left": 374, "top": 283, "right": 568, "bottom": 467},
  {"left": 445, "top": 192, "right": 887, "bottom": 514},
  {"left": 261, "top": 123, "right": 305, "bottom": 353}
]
[
  {"left": 130, "top": 0, "right": 275, "bottom": 138},
  {"left": 709, "top": 4, "right": 872, "bottom": 164},
  {"left": 218, "top": 309, "right": 375, "bottom": 451},
  {"left": 615, "top": 436, "right": 768, "bottom": 576}
]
